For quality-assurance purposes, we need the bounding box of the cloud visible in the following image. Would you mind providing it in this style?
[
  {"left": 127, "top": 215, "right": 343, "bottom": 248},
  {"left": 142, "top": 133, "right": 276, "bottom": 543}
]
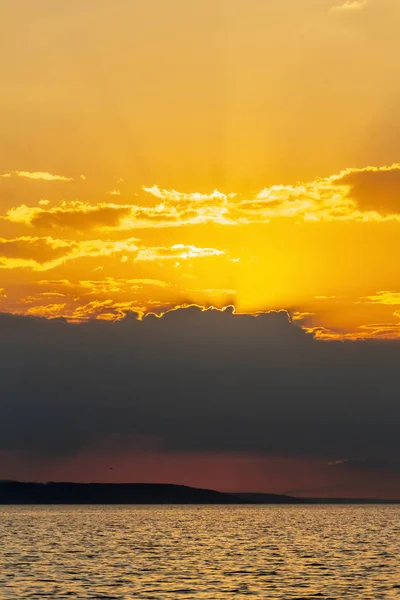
[
  {"left": 1, "top": 171, "right": 73, "bottom": 181},
  {"left": 27, "top": 303, "right": 67, "bottom": 317},
  {"left": 0, "top": 236, "right": 139, "bottom": 271},
  {"left": 5, "top": 202, "right": 131, "bottom": 231},
  {"left": 3, "top": 199, "right": 232, "bottom": 231},
  {"left": 235, "top": 165, "right": 400, "bottom": 223},
  {"left": 0, "top": 234, "right": 225, "bottom": 276},
  {"left": 119, "top": 196, "right": 234, "bottom": 229},
  {"left": 38, "top": 279, "right": 74, "bottom": 287},
  {"left": 331, "top": 165, "right": 400, "bottom": 215},
  {"left": 71, "top": 300, "right": 144, "bottom": 322},
  {"left": 76, "top": 277, "right": 170, "bottom": 295},
  {"left": 134, "top": 244, "right": 226, "bottom": 262},
  {"left": 0, "top": 236, "right": 72, "bottom": 269},
  {"left": 361, "top": 291, "right": 400, "bottom": 305},
  {"left": 15, "top": 279, "right": 228, "bottom": 322},
  {"left": 143, "top": 186, "right": 235, "bottom": 204},
  {"left": 331, "top": 0, "right": 369, "bottom": 10},
  {"left": 194, "top": 288, "right": 237, "bottom": 296},
  {"left": 140, "top": 165, "right": 400, "bottom": 226},
  {"left": 291, "top": 311, "right": 314, "bottom": 322},
  {"left": 305, "top": 320, "right": 400, "bottom": 341},
  {"left": 3, "top": 164, "right": 400, "bottom": 233},
  {"left": 0, "top": 306, "right": 399, "bottom": 497},
  {"left": 40, "top": 292, "right": 66, "bottom": 298}
]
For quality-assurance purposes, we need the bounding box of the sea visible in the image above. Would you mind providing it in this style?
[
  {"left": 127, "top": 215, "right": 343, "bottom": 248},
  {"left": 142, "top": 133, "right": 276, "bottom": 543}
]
[{"left": 0, "top": 505, "right": 399, "bottom": 599}]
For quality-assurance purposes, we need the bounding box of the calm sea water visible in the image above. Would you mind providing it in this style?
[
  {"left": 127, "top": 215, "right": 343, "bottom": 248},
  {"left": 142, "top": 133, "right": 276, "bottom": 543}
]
[{"left": 0, "top": 505, "right": 399, "bottom": 599}]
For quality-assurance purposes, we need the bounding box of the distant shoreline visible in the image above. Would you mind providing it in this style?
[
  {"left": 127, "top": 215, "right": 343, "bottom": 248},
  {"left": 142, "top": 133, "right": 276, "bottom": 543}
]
[{"left": 0, "top": 482, "right": 399, "bottom": 505}]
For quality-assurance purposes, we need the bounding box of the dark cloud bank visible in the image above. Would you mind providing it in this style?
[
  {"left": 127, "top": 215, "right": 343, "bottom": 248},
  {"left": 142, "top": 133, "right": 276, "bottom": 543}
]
[{"left": 0, "top": 307, "right": 399, "bottom": 477}]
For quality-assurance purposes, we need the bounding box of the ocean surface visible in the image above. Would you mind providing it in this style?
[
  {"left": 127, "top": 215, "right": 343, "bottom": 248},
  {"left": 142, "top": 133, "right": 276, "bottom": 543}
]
[{"left": 0, "top": 505, "right": 399, "bottom": 599}]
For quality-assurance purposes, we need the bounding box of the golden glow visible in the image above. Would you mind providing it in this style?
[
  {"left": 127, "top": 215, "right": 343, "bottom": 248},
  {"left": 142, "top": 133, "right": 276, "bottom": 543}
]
[
  {"left": 1, "top": 0, "right": 400, "bottom": 338},
  {"left": 1, "top": 165, "right": 400, "bottom": 338}
]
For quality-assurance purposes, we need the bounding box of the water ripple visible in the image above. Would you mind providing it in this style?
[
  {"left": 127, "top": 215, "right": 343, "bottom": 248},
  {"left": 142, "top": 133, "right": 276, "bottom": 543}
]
[{"left": 0, "top": 505, "right": 399, "bottom": 598}]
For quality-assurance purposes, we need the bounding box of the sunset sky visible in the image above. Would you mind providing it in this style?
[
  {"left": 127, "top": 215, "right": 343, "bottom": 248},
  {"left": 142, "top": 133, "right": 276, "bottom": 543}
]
[{"left": 1, "top": 0, "right": 400, "bottom": 497}]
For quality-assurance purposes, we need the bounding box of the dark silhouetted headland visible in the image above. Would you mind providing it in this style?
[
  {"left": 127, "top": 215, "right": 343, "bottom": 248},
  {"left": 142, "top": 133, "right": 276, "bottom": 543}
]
[
  {"left": 0, "top": 481, "right": 300, "bottom": 505},
  {"left": 1, "top": 482, "right": 397, "bottom": 504},
  {"left": 0, "top": 482, "right": 236, "bottom": 504}
]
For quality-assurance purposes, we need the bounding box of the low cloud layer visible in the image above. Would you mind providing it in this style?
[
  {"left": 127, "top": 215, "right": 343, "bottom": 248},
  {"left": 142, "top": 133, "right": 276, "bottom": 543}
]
[{"left": 1, "top": 307, "right": 399, "bottom": 493}]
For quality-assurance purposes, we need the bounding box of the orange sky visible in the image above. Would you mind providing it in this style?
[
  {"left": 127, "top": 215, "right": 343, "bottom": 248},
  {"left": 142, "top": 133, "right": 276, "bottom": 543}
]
[{"left": 1, "top": 0, "right": 400, "bottom": 339}]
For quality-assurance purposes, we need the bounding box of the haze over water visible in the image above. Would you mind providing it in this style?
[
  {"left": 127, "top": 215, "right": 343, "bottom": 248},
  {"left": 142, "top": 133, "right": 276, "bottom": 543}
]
[{"left": 1, "top": 505, "right": 399, "bottom": 599}]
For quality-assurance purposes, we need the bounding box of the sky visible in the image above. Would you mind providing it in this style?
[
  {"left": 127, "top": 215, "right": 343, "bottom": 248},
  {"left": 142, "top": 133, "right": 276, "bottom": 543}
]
[{"left": 1, "top": 0, "right": 400, "bottom": 497}]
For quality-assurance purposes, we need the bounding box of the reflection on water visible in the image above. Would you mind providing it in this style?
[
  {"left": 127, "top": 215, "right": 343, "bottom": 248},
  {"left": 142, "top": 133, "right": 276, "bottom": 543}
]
[{"left": 0, "top": 505, "right": 399, "bottom": 599}]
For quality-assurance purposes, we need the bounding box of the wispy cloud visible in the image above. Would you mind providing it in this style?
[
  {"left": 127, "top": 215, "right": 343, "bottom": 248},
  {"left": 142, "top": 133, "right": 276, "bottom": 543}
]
[
  {"left": 134, "top": 244, "right": 225, "bottom": 262},
  {"left": 0, "top": 236, "right": 139, "bottom": 272},
  {"left": 331, "top": 0, "right": 369, "bottom": 10},
  {"left": 361, "top": 291, "right": 400, "bottom": 306},
  {"left": 76, "top": 278, "right": 170, "bottom": 295},
  {"left": 143, "top": 186, "right": 235, "bottom": 203},
  {"left": 1, "top": 171, "right": 73, "bottom": 181}
]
